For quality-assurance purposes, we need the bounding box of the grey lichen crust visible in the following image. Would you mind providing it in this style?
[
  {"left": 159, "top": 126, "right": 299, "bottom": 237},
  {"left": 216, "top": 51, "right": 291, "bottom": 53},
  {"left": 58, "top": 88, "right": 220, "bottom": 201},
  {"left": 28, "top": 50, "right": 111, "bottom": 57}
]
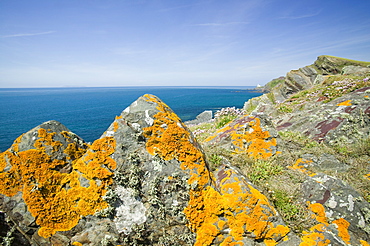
[
  {"left": 302, "top": 173, "right": 370, "bottom": 240},
  {"left": 113, "top": 186, "right": 147, "bottom": 234}
]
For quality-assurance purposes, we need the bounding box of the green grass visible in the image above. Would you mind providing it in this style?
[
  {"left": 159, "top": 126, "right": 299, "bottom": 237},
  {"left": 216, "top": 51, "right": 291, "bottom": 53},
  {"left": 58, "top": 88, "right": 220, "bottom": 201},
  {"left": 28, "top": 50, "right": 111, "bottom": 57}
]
[
  {"left": 244, "top": 101, "right": 258, "bottom": 113},
  {"left": 247, "top": 160, "right": 284, "bottom": 185},
  {"left": 267, "top": 92, "right": 276, "bottom": 104},
  {"left": 265, "top": 78, "right": 285, "bottom": 90},
  {"left": 215, "top": 115, "right": 238, "bottom": 129},
  {"left": 278, "top": 105, "right": 293, "bottom": 113},
  {"left": 322, "top": 55, "right": 370, "bottom": 67}
]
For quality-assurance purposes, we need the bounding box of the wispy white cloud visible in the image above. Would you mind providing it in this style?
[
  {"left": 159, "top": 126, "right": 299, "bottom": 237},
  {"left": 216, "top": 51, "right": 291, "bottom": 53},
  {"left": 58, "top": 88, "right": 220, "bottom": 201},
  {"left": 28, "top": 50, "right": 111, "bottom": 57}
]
[
  {"left": 158, "top": 3, "right": 203, "bottom": 12},
  {"left": 279, "top": 10, "right": 322, "bottom": 20},
  {"left": 0, "top": 31, "right": 56, "bottom": 38},
  {"left": 192, "top": 22, "right": 249, "bottom": 27}
]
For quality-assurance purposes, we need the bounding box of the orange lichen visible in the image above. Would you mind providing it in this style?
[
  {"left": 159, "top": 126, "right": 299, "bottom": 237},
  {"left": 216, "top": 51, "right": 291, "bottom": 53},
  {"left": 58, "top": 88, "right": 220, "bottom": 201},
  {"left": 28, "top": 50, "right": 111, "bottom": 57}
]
[
  {"left": 364, "top": 173, "right": 370, "bottom": 181},
  {"left": 332, "top": 218, "right": 350, "bottom": 244},
  {"left": 113, "top": 121, "right": 119, "bottom": 132},
  {"left": 72, "top": 242, "right": 83, "bottom": 246},
  {"left": 142, "top": 94, "right": 289, "bottom": 245},
  {"left": 288, "top": 158, "right": 316, "bottom": 177},
  {"left": 143, "top": 95, "right": 210, "bottom": 188},
  {"left": 231, "top": 117, "right": 276, "bottom": 159},
  {"left": 206, "top": 116, "right": 277, "bottom": 160},
  {"left": 34, "top": 128, "right": 63, "bottom": 152},
  {"left": 300, "top": 203, "right": 330, "bottom": 246},
  {"left": 300, "top": 202, "right": 354, "bottom": 245},
  {"left": 300, "top": 224, "right": 330, "bottom": 246},
  {"left": 308, "top": 203, "right": 328, "bottom": 225},
  {"left": 0, "top": 127, "right": 116, "bottom": 238},
  {"left": 74, "top": 137, "right": 117, "bottom": 179},
  {"left": 360, "top": 240, "right": 370, "bottom": 246},
  {"left": 337, "top": 100, "right": 352, "bottom": 106}
]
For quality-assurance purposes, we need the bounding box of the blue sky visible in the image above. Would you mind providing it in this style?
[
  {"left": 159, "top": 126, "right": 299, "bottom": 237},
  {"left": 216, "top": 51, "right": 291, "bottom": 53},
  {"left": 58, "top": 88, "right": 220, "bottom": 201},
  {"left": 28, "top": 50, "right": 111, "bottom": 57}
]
[{"left": 1, "top": 0, "right": 370, "bottom": 88}]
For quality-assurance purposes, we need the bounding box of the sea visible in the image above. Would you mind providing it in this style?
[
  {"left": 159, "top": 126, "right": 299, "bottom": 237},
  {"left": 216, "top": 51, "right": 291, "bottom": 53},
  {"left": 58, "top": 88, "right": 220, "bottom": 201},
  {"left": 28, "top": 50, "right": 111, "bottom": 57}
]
[{"left": 0, "top": 86, "right": 262, "bottom": 151}]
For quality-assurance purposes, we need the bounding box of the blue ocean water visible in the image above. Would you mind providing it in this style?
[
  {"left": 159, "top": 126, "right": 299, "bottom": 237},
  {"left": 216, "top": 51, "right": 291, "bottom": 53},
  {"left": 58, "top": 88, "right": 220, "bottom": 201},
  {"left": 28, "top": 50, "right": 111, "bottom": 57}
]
[{"left": 0, "top": 86, "right": 262, "bottom": 151}]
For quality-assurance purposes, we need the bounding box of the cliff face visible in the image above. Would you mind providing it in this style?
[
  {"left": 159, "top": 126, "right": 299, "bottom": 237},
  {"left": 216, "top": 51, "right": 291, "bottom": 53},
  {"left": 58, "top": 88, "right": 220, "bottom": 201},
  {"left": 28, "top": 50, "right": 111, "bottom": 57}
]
[
  {"left": 255, "top": 55, "right": 370, "bottom": 104},
  {"left": 1, "top": 56, "right": 370, "bottom": 245}
]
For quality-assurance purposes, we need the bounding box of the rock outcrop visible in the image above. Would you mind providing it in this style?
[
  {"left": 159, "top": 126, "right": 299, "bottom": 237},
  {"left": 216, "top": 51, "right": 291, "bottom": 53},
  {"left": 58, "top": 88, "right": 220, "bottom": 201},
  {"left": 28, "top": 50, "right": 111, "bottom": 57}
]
[
  {"left": 247, "top": 55, "right": 370, "bottom": 111},
  {"left": 275, "top": 86, "right": 370, "bottom": 144},
  {"left": 245, "top": 56, "right": 370, "bottom": 145}
]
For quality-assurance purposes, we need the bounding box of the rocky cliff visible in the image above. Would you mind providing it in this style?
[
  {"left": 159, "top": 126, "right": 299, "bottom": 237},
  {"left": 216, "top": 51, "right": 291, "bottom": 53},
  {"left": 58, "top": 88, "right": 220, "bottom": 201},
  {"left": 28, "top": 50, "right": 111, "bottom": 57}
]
[{"left": 1, "top": 56, "right": 370, "bottom": 245}]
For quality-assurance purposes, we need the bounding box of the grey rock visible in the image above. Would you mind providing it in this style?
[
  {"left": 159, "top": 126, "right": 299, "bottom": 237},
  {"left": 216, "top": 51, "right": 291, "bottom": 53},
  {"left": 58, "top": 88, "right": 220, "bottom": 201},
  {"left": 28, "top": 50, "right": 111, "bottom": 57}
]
[
  {"left": 342, "top": 65, "right": 370, "bottom": 75},
  {"left": 274, "top": 87, "right": 370, "bottom": 144},
  {"left": 302, "top": 173, "right": 370, "bottom": 243},
  {"left": 185, "top": 110, "right": 213, "bottom": 125}
]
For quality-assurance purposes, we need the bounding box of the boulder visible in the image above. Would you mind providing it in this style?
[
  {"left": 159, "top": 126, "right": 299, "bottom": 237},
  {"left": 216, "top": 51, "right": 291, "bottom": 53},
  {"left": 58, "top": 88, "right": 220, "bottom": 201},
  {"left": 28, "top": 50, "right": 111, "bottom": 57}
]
[
  {"left": 288, "top": 157, "right": 370, "bottom": 244},
  {"left": 184, "top": 110, "right": 213, "bottom": 125},
  {"left": 0, "top": 120, "right": 89, "bottom": 245},
  {"left": 302, "top": 173, "right": 370, "bottom": 244}
]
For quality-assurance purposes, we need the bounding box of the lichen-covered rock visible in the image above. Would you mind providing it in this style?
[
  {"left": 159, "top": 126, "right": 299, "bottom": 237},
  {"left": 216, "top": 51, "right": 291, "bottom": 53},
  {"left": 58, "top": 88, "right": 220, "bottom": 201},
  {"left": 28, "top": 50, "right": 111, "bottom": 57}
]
[
  {"left": 284, "top": 151, "right": 370, "bottom": 245},
  {"left": 205, "top": 113, "right": 280, "bottom": 160},
  {"left": 209, "top": 164, "right": 300, "bottom": 245},
  {"left": 275, "top": 86, "right": 370, "bottom": 144},
  {"left": 288, "top": 156, "right": 370, "bottom": 244},
  {"left": 301, "top": 173, "right": 370, "bottom": 244},
  {"left": 290, "top": 154, "right": 350, "bottom": 173},
  {"left": 0, "top": 120, "right": 92, "bottom": 245}
]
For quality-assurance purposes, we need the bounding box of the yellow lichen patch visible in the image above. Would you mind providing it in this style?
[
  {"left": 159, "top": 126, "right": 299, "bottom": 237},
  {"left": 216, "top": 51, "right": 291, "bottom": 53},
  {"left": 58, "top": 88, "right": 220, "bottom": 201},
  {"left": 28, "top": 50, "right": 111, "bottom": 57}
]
[
  {"left": 231, "top": 117, "right": 276, "bottom": 160},
  {"left": 308, "top": 203, "right": 328, "bottom": 225},
  {"left": 332, "top": 218, "right": 350, "bottom": 244},
  {"left": 300, "top": 224, "right": 330, "bottom": 246},
  {"left": 206, "top": 116, "right": 278, "bottom": 160},
  {"left": 142, "top": 94, "right": 210, "bottom": 188},
  {"left": 34, "top": 128, "right": 63, "bottom": 152},
  {"left": 364, "top": 173, "right": 370, "bottom": 181},
  {"left": 72, "top": 242, "right": 83, "bottom": 246},
  {"left": 74, "top": 137, "right": 117, "bottom": 179},
  {"left": 142, "top": 95, "right": 289, "bottom": 245},
  {"left": 300, "top": 202, "right": 354, "bottom": 245},
  {"left": 113, "top": 121, "right": 119, "bottom": 132},
  {"left": 337, "top": 100, "right": 352, "bottom": 106},
  {"left": 64, "top": 142, "right": 87, "bottom": 163},
  {"left": 288, "top": 158, "right": 316, "bottom": 177},
  {"left": 360, "top": 240, "right": 370, "bottom": 246},
  {"left": 0, "top": 128, "right": 116, "bottom": 238}
]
